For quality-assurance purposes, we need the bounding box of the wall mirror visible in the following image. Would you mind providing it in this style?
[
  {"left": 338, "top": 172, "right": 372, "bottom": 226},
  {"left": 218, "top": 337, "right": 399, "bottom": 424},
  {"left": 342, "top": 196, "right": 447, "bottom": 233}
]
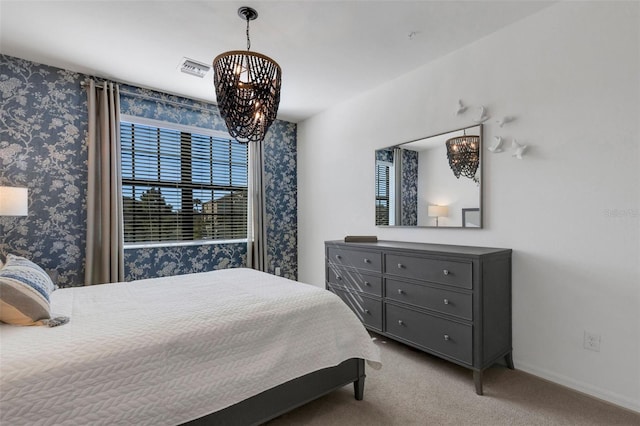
[{"left": 375, "top": 124, "right": 482, "bottom": 228}]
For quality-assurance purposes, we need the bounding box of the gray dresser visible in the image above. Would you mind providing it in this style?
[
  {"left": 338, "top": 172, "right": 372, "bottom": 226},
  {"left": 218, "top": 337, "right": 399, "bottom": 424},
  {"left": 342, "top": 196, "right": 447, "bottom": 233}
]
[{"left": 325, "top": 240, "right": 513, "bottom": 394}]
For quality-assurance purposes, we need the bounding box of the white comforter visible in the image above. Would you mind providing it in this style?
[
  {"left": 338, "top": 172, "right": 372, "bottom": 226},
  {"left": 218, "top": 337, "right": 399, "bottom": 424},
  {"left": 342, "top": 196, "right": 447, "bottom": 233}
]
[{"left": 0, "top": 268, "right": 381, "bottom": 426}]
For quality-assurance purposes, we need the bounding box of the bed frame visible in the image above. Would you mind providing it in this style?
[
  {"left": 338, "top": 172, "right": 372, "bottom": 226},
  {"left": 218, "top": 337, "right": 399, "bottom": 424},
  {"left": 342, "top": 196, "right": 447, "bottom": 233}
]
[{"left": 184, "top": 358, "right": 365, "bottom": 425}]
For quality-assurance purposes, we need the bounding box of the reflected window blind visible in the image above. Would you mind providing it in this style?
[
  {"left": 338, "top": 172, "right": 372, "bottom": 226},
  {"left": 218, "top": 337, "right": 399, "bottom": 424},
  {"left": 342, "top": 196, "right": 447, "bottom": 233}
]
[
  {"left": 375, "top": 161, "right": 390, "bottom": 226},
  {"left": 120, "top": 121, "right": 248, "bottom": 244}
]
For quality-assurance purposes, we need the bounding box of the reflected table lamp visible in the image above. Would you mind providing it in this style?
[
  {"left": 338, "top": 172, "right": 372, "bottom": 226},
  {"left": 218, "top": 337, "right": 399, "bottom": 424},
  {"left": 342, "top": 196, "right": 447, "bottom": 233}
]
[{"left": 427, "top": 205, "right": 448, "bottom": 227}]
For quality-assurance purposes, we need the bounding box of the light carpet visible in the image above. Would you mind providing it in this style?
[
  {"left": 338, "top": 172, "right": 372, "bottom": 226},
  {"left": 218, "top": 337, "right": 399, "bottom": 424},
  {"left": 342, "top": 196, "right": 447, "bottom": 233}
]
[{"left": 267, "top": 333, "right": 640, "bottom": 425}]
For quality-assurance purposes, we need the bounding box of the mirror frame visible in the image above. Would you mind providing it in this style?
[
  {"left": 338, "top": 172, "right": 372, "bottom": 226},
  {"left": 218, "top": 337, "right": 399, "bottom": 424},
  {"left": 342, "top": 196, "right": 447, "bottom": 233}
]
[{"left": 375, "top": 124, "right": 483, "bottom": 229}]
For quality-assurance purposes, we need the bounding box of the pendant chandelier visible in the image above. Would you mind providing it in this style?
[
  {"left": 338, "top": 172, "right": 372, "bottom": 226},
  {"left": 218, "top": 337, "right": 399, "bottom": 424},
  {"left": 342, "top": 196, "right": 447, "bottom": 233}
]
[
  {"left": 213, "top": 7, "right": 282, "bottom": 143},
  {"left": 445, "top": 131, "right": 480, "bottom": 180}
]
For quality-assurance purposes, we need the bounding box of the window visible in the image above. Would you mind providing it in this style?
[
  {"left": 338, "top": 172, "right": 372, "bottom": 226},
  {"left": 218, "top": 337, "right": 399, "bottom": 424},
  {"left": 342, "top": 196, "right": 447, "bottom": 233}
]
[
  {"left": 375, "top": 160, "right": 391, "bottom": 226},
  {"left": 120, "top": 117, "right": 248, "bottom": 245}
]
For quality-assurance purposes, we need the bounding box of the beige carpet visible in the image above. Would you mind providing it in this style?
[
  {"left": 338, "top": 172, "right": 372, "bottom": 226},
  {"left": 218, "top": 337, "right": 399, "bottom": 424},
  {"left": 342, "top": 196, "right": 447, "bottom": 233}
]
[{"left": 267, "top": 334, "right": 640, "bottom": 425}]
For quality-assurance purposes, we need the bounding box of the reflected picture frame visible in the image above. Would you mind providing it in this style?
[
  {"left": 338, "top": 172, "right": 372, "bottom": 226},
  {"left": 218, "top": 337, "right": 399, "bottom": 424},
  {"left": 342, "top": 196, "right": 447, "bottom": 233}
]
[{"left": 462, "top": 208, "right": 480, "bottom": 228}]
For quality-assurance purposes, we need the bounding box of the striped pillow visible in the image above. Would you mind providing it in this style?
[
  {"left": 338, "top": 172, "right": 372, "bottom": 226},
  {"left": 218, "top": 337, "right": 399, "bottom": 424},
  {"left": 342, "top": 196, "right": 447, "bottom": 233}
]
[{"left": 0, "top": 254, "right": 55, "bottom": 326}]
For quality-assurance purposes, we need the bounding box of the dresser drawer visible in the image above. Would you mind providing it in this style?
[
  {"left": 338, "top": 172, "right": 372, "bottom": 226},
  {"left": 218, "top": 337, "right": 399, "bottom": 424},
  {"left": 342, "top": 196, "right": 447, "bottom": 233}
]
[
  {"left": 328, "top": 286, "right": 383, "bottom": 331},
  {"left": 327, "top": 266, "right": 382, "bottom": 297},
  {"left": 327, "top": 247, "right": 382, "bottom": 273},
  {"left": 385, "top": 254, "right": 472, "bottom": 289},
  {"left": 385, "top": 304, "right": 472, "bottom": 365},
  {"left": 386, "top": 278, "right": 472, "bottom": 320}
]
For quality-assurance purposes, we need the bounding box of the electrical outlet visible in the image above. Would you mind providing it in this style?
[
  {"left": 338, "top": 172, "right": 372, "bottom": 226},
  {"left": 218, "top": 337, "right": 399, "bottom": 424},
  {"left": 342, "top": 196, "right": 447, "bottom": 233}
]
[
  {"left": 275, "top": 267, "right": 281, "bottom": 276},
  {"left": 583, "top": 331, "right": 601, "bottom": 352}
]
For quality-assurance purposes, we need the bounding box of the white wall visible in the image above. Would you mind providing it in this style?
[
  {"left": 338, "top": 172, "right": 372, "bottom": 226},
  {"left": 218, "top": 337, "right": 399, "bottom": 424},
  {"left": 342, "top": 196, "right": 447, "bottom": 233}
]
[{"left": 297, "top": 1, "right": 639, "bottom": 412}]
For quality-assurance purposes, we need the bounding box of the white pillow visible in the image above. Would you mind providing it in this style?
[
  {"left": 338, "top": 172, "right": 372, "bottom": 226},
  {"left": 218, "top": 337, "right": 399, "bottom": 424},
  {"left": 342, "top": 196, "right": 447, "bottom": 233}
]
[{"left": 0, "top": 254, "right": 56, "bottom": 326}]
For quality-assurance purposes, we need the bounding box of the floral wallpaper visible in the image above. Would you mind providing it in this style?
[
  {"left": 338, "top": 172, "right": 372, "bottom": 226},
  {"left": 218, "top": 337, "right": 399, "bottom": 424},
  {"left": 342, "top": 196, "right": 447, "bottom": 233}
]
[
  {"left": 401, "top": 149, "right": 418, "bottom": 226},
  {"left": 0, "top": 55, "right": 88, "bottom": 287},
  {"left": 124, "top": 243, "right": 248, "bottom": 281},
  {"left": 376, "top": 148, "right": 393, "bottom": 163},
  {"left": 262, "top": 119, "right": 298, "bottom": 279},
  {"left": 0, "top": 54, "right": 297, "bottom": 285}
]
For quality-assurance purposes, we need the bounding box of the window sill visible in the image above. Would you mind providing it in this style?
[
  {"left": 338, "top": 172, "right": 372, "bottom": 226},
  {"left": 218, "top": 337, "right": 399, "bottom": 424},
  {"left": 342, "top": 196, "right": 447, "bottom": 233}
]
[{"left": 124, "top": 239, "right": 247, "bottom": 250}]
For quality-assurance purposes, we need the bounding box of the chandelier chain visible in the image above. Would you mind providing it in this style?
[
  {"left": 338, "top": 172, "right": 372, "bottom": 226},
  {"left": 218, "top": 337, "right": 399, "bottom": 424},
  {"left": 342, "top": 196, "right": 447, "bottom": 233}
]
[{"left": 246, "top": 17, "right": 251, "bottom": 51}]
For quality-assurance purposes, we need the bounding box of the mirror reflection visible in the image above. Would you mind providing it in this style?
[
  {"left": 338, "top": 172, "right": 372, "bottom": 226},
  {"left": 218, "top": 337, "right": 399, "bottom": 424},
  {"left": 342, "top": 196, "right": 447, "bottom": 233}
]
[{"left": 375, "top": 125, "right": 482, "bottom": 228}]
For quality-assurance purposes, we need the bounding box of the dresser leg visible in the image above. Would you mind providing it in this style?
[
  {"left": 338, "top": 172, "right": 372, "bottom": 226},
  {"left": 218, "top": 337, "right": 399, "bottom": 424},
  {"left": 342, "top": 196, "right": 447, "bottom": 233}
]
[
  {"left": 473, "top": 371, "right": 483, "bottom": 395},
  {"left": 505, "top": 351, "right": 515, "bottom": 370}
]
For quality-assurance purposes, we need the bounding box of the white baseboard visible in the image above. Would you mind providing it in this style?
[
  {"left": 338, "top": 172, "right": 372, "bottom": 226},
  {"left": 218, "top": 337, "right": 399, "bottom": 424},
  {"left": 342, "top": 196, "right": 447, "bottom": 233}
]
[{"left": 516, "top": 361, "right": 640, "bottom": 414}]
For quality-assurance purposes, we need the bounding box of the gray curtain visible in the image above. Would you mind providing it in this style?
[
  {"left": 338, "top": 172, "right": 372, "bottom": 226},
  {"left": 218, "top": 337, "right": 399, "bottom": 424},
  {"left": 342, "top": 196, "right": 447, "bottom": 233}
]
[
  {"left": 84, "top": 80, "right": 124, "bottom": 285},
  {"left": 247, "top": 140, "right": 267, "bottom": 272}
]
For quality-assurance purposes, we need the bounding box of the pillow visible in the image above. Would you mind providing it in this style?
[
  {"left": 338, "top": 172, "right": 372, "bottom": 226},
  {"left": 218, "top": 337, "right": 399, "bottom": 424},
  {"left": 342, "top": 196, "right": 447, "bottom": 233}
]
[{"left": 0, "top": 254, "right": 57, "bottom": 326}]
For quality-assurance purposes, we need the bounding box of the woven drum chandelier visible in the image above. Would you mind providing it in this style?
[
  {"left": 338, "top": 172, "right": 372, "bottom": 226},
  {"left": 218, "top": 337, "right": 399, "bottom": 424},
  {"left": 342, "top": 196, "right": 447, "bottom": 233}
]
[
  {"left": 445, "top": 132, "right": 480, "bottom": 180},
  {"left": 213, "top": 6, "right": 281, "bottom": 143}
]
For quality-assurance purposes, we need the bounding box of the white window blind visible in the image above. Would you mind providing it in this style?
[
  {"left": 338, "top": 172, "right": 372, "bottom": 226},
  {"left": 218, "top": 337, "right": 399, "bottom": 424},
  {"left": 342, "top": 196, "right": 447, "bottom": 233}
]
[
  {"left": 120, "top": 120, "right": 248, "bottom": 245},
  {"left": 375, "top": 160, "right": 390, "bottom": 226}
]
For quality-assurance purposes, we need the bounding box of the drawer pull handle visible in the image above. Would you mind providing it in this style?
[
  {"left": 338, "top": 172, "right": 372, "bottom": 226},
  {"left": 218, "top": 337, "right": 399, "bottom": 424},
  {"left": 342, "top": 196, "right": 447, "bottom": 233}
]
[
  {"left": 444, "top": 334, "right": 450, "bottom": 341},
  {"left": 443, "top": 299, "right": 449, "bottom": 305},
  {"left": 364, "top": 281, "right": 370, "bottom": 286},
  {"left": 443, "top": 269, "right": 450, "bottom": 276},
  {"left": 398, "top": 320, "right": 404, "bottom": 326},
  {"left": 363, "top": 258, "right": 370, "bottom": 264},
  {"left": 397, "top": 263, "right": 404, "bottom": 269},
  {"left": 364, "top": 309, "right": 370, "bottom": 314},
  {"left": 397, "top": 289, "right": 404, "bottom": 295},
  {"left": 336, "top": 255, "right": 342, "bottom": 260}
]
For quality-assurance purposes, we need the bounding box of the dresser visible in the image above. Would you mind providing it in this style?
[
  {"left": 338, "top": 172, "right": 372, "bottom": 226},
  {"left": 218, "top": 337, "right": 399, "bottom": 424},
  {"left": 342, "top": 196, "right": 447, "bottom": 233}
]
[{"left": 325, "top": 240, "right": 513, "bottom": 395}]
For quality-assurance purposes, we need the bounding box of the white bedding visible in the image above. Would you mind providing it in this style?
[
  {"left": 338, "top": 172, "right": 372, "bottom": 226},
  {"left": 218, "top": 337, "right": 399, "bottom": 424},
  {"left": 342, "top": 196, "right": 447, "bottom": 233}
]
[{"left": 0, "top": 268, "right": 381, "bottom": 426}]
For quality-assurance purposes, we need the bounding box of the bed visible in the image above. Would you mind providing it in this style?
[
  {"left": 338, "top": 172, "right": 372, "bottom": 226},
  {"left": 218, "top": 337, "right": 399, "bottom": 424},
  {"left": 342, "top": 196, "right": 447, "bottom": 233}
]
[{"left": 0, "top": 267, "right": 381, "bottom": 425}]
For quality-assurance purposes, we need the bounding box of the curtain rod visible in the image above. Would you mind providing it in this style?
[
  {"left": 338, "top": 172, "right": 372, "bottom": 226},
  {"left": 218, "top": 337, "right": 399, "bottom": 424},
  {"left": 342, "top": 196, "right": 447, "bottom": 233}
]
[{"left": 80, "top": 79, "right": 219, "bottom": 115}]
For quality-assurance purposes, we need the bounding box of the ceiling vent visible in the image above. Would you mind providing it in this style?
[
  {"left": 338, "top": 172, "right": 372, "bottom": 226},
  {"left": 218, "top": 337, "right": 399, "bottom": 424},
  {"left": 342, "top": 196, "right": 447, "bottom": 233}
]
[{"left": 179, "top": 57, "right": 211, "bottom": 78}]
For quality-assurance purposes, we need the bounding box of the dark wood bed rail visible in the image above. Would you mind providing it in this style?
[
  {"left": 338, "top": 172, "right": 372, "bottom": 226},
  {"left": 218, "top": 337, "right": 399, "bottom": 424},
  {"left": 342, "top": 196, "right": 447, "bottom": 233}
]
[{"left": 183, "top": 358, "right": 366, "bottom": 425}]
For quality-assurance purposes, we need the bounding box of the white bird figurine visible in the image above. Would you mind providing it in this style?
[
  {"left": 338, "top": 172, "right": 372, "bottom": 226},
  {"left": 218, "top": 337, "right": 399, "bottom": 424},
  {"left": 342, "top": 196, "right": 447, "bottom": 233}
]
[
  {"left": 473, "top": 106, "right": 490, "bottom": 123},
  {"left": 456, "top": 99, "right": 467, "bottom": 115},
  {"left": 488, "top": 136, "right": 504, "bottom": 153},
  {"left": 496, "top": 116, "right": 514, "bottom": 127},
  {"left": 511, "top": 139, "right": 527, "bottom": 159}
]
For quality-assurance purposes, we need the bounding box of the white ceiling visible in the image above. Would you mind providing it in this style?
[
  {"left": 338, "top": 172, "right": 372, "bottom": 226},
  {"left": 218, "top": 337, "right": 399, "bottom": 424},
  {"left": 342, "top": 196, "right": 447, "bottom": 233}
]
[{"left": 0, "top": 1, "right": 554, "bottom": 123}]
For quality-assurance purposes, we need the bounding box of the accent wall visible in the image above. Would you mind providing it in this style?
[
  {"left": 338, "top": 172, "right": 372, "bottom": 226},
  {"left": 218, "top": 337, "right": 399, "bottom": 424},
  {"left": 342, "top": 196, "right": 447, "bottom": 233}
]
[{"left": 0, "top": 54, "right": 297, "bottom": 285}]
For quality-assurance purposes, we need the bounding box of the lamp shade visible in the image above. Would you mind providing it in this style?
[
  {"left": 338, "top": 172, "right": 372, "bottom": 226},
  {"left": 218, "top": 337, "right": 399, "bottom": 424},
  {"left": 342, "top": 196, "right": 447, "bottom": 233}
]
[
  {"left": 0, "top": 186, "right": 28, "bottom": 216},
  {"left": 427, "top": 205, "right": 448, "bottom": 218}
]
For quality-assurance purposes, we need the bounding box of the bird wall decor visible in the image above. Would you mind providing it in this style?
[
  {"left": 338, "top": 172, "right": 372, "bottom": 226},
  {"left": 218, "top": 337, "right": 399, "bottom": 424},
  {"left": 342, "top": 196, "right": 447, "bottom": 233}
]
[
  {"left": 473, "top": 106, "right": 490, "bottom": 123},
  {"left": 488, "top": 136, "right": 504, "bottom": 153},
  {"left": 511, "top": 138, "right": 527, "bottom": 159},
  {"left": 453, "top": 100, "right": 529, "bottom": 161},
  {"left": 496, "top": 116, "right": 515, "bottom": 127}
]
